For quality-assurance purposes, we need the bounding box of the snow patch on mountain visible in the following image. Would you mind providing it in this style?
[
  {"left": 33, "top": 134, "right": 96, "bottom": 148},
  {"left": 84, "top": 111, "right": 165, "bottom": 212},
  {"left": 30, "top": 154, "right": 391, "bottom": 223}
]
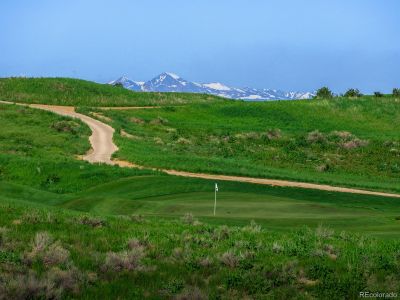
[
  {"left": 203, "top": 83, "right": 231, "bottom": 91},
  {"left": 109, "top": 73, "right": 315, "bottom": 101}
]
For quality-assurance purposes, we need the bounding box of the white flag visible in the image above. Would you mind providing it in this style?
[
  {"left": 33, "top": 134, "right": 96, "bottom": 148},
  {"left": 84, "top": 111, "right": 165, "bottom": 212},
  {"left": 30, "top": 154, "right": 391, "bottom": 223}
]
[{"left": 215, "top": 183, "right": 218, "bottom": 192}]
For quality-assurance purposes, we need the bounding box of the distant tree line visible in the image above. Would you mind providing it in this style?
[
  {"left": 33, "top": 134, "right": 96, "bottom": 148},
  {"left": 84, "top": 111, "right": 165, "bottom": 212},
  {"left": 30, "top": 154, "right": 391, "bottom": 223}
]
[{"left": 314, "top": 87, "right": 400, "bottom": 99}]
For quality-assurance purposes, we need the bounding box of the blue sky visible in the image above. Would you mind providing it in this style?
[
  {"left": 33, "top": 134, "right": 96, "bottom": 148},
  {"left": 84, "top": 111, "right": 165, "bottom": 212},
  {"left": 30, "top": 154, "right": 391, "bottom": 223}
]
[{"left": 1, "top": 0, "right": 399, "bottom": 93}]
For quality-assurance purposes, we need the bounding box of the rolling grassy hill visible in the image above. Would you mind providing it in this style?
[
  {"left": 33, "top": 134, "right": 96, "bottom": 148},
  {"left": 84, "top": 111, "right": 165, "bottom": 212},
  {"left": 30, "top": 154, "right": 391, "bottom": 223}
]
[
  {"left": 89, "top": 97, "right": 400, "bottom": 192},
  {"left": 0, "top": 77, "right": 223, "bottom": 107},
  {"left": 1, "top": 78, "right": 400, "bottom": 298},
  {"left": 1, "top": 101, "right": 400, "bottom": 238}
]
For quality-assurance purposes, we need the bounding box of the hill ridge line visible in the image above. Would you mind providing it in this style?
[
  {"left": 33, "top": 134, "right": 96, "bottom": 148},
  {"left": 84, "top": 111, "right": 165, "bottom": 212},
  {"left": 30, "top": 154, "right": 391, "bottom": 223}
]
[{"left": 1, "top": 100, "right": 399, "bottom": 199}]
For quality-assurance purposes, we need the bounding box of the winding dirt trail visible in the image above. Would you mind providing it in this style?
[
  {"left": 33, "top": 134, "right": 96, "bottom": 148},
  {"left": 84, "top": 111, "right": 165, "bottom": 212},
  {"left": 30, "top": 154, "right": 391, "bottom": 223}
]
[{"left": 2, "top": 100, "right": 400, "bottom": 198}]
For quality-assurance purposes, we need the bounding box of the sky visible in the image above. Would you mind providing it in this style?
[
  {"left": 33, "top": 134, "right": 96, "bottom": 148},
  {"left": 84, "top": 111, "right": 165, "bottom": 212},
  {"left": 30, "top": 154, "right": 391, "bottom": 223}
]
[{"left": 0, "top": 0, "right": 399, "bottom": 93}]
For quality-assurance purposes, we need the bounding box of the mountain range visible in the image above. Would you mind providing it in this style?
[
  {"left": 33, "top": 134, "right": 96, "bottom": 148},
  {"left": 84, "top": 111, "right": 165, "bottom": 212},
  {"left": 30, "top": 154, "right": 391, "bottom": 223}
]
[{"left": 108, "top": 72, "right": 315, "bottom": 101}]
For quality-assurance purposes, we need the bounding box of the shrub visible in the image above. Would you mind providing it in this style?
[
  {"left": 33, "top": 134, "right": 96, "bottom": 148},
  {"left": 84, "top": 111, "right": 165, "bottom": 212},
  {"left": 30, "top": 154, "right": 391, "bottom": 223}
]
[
  {"left": 51, "top": 120, "right": 81, "bottom": 134},
  {"left": 150, "top": 116, "right": 169, "bottom": 125},
  {"left": 176, "top": 137, "right": 192, "bottom": 145},
  {"left": 78, "top": 216, "right": 106, "bottom": 227},
  {"left": 4, "top": 271, "right": 61, "bottom": 300},
  {"left": 43, "top": 242, "right": 70, "bottom": 266},
  {"left": 341, "top": 138, "right": 369, "bottom": 150},
  {"left": 172, "top": 247, "right": 184, "bottom": 260},
  {"left": 127, "top": 238, "right": 146, "bottom": 251},
  {"left": 315, "top": 225, "right": 334, "bottom": 239},
  {"left": 102, "top": 249, "right": 145, "bottom": 272},
  {"left": 272, "top": 242, "right": 284, "bottom": 253},
  {"left": 22, "top": 210, "right": 42, "bottom": 224},
  {"left": 130, "top": 117, "right": 145, "bottom": 124},
  {"left": 393, "top": 88, "right": 400, "bottom": 97},
  {"left": 374, "top": 91, "right": 383, "bottom": 97},
  {"left": 0, "top": 227, "right": 8, "bottom": 247},
  {"left": 198, "top": 257, "right": 213, "bottom": 268},
  {"left": 212, "top": 225, "right": 230, "bottom": 241},
  {"left": 174, "top": 286, "right": 207, "bottom": 300},
  {"left": 47, "top": 266, "right": 83, "bottom": 295},
  {"left": 315, "top": 87, "right": 334, "bottom": 99},
  {"left": 130, "top": 214, "right": 145, "bottom": 223},
  {"left": 181, "top": 213, "right": 198, "bottom": 225},
  {"left": 307, "top": 130, "right": 326, "bottom": 144},
  {"left": 330, "top": 131, "right": 352, "bottom": 140},
  {"left": 242, "top": 220, "right": 262, "bottom": 233},
  {"left": 32, "top": 232, "right": 52, "bottom": 254},
  {"left": 265, "top": 128, "right": 282, "bottom": 140},
  {"left": 24, "top": 232, "right": 71, "bottom": 268},
  {"left": 154, "top": 137, "right": 164, "bottom": 145},
  {"left": 344, "top": 88, "right": 362, "bottom": 98},
  {"left": 220, "top": 251, "right": 239, "bottom": 268}
]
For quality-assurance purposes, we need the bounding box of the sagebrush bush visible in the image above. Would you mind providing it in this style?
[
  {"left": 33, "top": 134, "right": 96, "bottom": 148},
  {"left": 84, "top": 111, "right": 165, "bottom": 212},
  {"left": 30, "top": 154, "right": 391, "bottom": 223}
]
[
  {"left": 181, "top": 213, "right": 200, "bottom": 225},
  {"left": 174, "top": 286, "right": 207, "bottom": 300},
  {"left": 78, "top": 215, "right": 106, "bottom": 227},
  {"left": 307, "top": 130, "right": 326, "bottom": 144},
  {"left": 341, "top": 138, "right": 369, "bottom": 150},
  {"left": 220, "top": 251, "right": 239, "bottom": 268},
  {"left": 242, "top": 220, "right": 262, "bottom": 233},
  {"left": 264, "top": 128, "right": 282, "bottom": 140},
  {"left": 51, "top": 120, "right": 81, "bottom": 134},
  {"left": 102, "top": 248, "right": 146, "bottom": 272},
  {"left": 130, "top": 117, "right": 145, "bottom": 124},
  {"left": 43, "top": 242, "right": 70, "bottom": 266},
  {"left": 272, "top": 242, "right": 284, "bottom": 253},
  {"left": 315, "top": 225, "right": 334, "bottom": 239}
]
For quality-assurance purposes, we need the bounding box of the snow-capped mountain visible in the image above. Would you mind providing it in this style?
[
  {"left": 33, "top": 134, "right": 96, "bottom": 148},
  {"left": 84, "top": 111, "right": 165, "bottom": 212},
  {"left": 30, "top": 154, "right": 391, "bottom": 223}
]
[
  {"left": 108, "top": 73, "right": 314, "bottom": 101},
  {"left": 108, "top": 76, "right": 144, "bottom": 91}
]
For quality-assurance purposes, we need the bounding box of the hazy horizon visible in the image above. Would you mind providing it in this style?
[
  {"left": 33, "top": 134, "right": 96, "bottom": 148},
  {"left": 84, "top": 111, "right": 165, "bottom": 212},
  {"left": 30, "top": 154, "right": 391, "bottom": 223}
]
[{"left": 1, "top": 0, "right": 399, "bottom": 93}]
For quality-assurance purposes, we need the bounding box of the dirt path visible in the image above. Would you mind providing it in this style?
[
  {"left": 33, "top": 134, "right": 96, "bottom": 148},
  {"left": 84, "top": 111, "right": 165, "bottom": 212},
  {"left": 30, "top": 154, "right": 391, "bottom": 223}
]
[
  {"left": 1, "top": 101, "right": 118, "bottom": 164},
  {"left": 2, "top": 100, "right": 400, "bottom": 198}
]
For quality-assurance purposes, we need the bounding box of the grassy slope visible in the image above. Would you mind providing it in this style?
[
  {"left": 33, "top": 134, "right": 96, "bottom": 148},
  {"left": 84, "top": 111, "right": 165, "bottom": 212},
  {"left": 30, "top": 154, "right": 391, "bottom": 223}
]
[
  {"left": 0, "top": 104, "right": 154, "bottom": 193},
  {"left": 0, "top": 77, "right": 223, "bottom": 107},
  {"left": 1, "top": 81, "right": 400, "bottom": 297},
  {"left": 92, "top": 97, "right": 400, "bottom": 192},
  {"left": 1, "top": 198, "right": 400, "bottom": 299},
  {"left": 1, "top": 103, "right": 400, "bottom": 238}
]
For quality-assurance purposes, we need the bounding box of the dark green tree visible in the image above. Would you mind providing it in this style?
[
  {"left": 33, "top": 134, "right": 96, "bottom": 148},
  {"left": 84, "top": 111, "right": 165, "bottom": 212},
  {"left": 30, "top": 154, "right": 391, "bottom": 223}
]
[
  {"left": 344, "top": 88, "right": 362, "bottom": 98},
  {"left": 374, "top": 91, "right": 383, "bottom": 97},
  {"left": 393, "top": 88, "right": 400, "bottom": 97},
  {"left": 315, "top": 87, "right": 334, "bottom": 99}
]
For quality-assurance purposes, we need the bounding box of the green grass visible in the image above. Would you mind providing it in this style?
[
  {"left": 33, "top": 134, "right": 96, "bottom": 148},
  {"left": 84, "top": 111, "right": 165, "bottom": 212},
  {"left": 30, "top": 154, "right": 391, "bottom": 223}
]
[
  {"left": 0, "top": 104, "right": 154, "bottom": 193},
  {"left": 1, "top": 102, "right": 400, "bottom": 238},
  {"left": 0, "top": 77, "right": 223, "bottom": 107},
  {"left": 90, "top": 97, "right": 400, "bottom": 192},
  {"left": 1, "top": 198, "right": 400, "bottom": 299},
  {"left": 1, "top": 80, "right": 400, "bottom": 297}
]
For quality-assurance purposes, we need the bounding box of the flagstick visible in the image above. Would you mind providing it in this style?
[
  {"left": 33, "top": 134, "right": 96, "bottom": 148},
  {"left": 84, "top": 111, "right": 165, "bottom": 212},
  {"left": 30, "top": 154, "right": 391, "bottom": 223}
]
[{"left": 214, "top": 186, "right": 217, "bottom": 216}]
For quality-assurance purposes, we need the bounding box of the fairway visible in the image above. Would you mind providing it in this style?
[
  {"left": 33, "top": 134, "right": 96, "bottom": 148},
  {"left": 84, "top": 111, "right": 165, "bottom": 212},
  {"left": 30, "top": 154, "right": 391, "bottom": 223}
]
[{"left": 2, "top": 174, "right": 400, "bottom": 238}]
